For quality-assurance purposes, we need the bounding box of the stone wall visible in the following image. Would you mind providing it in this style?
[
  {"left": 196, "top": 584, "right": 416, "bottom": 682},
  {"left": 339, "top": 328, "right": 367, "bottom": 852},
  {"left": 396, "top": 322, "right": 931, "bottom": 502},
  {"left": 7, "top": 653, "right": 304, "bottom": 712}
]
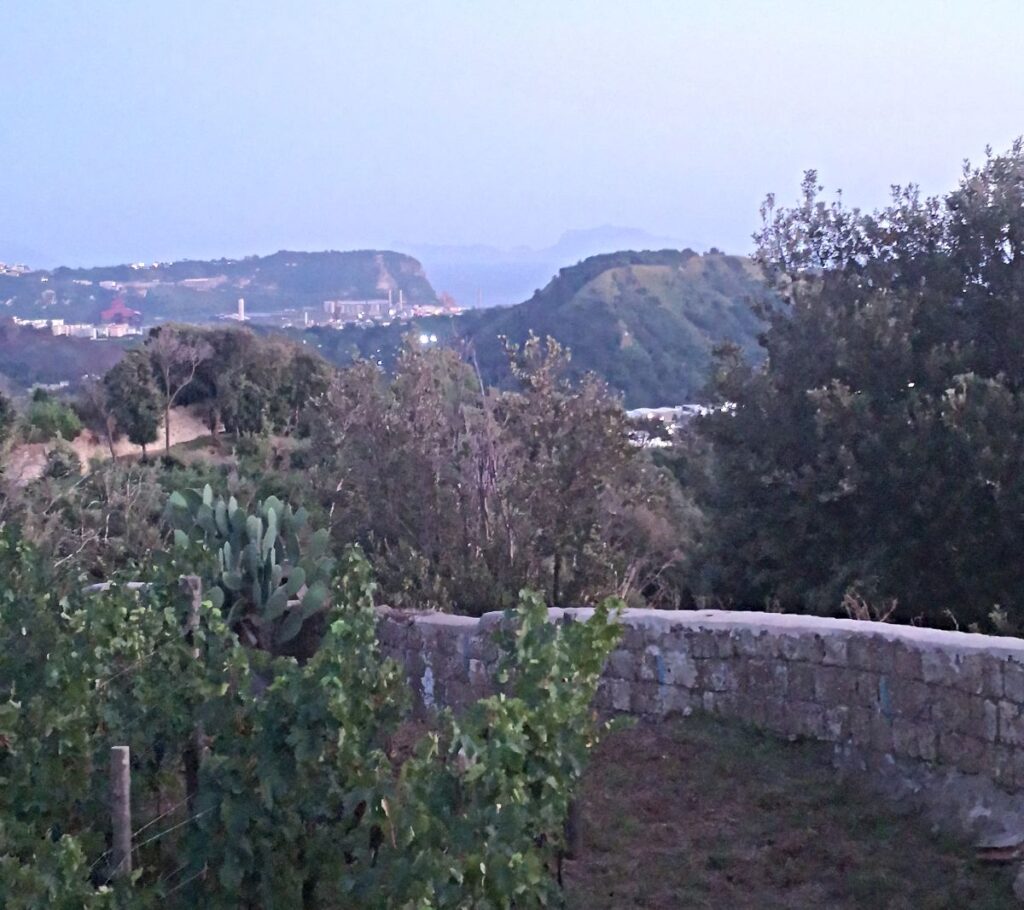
[{"left": 375, "top": 605, "right": 1024, "bottom": 842}]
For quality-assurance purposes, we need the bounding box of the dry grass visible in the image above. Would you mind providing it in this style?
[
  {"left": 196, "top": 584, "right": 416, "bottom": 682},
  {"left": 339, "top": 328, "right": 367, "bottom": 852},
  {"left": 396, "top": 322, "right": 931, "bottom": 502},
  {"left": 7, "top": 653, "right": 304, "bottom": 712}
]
[{"left": 564, "top": 716, "right": 1016, "bottom": 909}]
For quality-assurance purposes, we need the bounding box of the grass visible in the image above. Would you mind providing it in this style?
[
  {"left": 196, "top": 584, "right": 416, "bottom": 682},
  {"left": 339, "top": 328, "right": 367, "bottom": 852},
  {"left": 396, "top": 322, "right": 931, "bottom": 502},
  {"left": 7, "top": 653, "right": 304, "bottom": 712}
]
[{"left": 564, "top": 715, "right": 1017, "bottom": 909}]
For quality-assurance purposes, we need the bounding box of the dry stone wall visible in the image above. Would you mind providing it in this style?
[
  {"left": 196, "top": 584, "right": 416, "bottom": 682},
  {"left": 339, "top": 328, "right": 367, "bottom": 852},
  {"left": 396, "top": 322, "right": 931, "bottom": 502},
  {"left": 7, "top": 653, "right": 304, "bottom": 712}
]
[{"left": 376, "top": 605, "right": 1024, "bottom": 842}]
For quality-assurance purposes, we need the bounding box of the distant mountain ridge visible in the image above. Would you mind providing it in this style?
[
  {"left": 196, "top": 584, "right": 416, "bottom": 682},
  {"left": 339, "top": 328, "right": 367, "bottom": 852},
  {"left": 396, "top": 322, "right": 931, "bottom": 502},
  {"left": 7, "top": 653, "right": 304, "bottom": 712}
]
[
  {"left": 0, "top": 249, "right": 437, "bottom": 324},
  {"left": 309, "top": 248, "right": 772, "bottom": 407}
]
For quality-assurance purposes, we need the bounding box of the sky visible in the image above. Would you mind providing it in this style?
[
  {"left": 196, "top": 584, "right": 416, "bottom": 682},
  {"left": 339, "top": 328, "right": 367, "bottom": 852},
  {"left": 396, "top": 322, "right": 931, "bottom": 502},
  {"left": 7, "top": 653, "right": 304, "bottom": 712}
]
[{"left": 2, "top": 0, "right": 1022, "bottom": 268}]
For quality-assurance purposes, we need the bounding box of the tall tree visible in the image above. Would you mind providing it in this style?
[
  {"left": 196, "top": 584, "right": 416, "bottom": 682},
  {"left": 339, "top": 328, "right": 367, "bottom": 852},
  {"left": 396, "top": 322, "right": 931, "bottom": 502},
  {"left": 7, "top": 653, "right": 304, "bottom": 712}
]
[
  {"left": 146, "top": 326, "right": 212, "bottom": 455},
  {"left": 103, "top": 351, "right": 161, "bottom": 460},
  {"left": 698, "top": 139, "right": 1024, "bottom": 628}
]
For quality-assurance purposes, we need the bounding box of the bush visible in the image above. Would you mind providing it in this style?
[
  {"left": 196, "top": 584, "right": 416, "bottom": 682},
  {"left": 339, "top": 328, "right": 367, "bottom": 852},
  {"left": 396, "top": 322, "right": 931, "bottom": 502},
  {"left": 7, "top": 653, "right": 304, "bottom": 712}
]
[
  {"left": 42, "top": 445, "right": 81, "bottom": 479},
  {"left": 24, "top": 394, "right": 82, "bottom": 443}
]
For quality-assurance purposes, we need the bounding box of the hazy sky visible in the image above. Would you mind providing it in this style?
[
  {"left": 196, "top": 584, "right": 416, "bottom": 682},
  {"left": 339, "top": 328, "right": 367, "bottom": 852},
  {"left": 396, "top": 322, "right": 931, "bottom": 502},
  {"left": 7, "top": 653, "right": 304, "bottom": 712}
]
[{"left": 2, "top": 0, "right": 1022, "bottom": 267}]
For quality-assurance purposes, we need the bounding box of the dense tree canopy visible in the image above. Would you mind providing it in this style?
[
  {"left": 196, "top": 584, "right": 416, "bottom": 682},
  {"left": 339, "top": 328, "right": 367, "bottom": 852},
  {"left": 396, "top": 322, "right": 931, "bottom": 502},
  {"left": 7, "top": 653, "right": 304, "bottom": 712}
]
[{"left": 697, "top": 140, "right": 1024, "bottom": 628}]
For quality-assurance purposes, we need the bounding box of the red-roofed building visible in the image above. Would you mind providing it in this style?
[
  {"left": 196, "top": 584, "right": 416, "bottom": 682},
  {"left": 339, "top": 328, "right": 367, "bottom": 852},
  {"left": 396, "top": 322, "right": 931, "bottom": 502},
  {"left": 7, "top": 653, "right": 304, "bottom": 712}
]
[{"left": 100, "top": 296, "right": 142, "bottom": 325}]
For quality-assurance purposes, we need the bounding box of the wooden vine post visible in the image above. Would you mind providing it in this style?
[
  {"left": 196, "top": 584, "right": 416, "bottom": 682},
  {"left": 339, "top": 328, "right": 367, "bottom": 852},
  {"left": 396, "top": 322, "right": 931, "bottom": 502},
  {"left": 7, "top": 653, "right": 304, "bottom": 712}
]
[
  {"left": 180, "top": 575, "right": 204, "bottom": 809},
  {"left": 109, "top": 745, "right": 132, "bottom": 879}
]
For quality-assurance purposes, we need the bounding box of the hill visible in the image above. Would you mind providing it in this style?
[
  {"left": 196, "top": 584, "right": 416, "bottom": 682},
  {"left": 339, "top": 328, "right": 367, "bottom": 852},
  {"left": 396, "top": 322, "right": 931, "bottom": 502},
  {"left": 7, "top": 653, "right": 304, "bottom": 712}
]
[
  {"left": 308, "top": 249, "right": 771, "bottom": 406},
  {"left": 403, "top": 226, "right": 687, "bottom": 308},
  {"left": 0, "top": 249, "right": 437, "bottom": 324},
  {"left": 0, "top": 322, "right": 127, "bottom": 392}
]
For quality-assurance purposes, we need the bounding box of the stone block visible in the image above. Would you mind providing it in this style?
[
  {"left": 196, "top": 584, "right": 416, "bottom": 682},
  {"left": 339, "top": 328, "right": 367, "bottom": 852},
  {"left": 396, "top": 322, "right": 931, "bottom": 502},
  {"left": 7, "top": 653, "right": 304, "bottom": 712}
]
[
  {"left": 888, "top": 679, "right": 932, "bottom": 722},
  {"left": 869, "top": 713, "right": 894, "bottom": 754},
  {"left": 786, "top": 663, "right": 817, "bottom": 699},
  {"left": 892, "top": 643, "right": 923, "bottom": 680},
  {"left": 938, "top": 732, "right": 988, "bottom": 775},
  {"left": 608, "top": 679, "right": 632, "bottom": 713},
  {"left": 742, "top": 659, "right": 772, "bottom": 693},
  {"left": 606, "top": 649, "right": 637, "bottom": 681},
  {"left": 1004, "top": 659, "right": 1024, "bottom": 704},
  {"left": 714, "top": 634, "right": 737, "bottom": 659},
  {"left": 847, "top": 636, "right": 880, "bottom": 671},
  {"left": 618, "top": 622, "right": 645, "bottom": 651},
  {"left": 852, "top": 671, "right": 880, "bottom": 708},
  {"left": 813, "top": 665, "right": 856, "bottom": 705},
  {"left": 660, "top": 684, "right": 696, "bottom": 717},
  {"left": 823, "top": 705, "right": 849, "bottom": 742},
  {"left": 732, "top": 628, "right": 766, "bottom": 658},
  {"left": 638, "top": 646, "right": 662, "bottom": 683},
  {"left": 689, "top": 630, "right": 719, "bottom": 659},
  {"left": 631, "top": 681, "right": 664, "bottom": 717},
  {"left": 999, "top": 700, "right": 1024, "bottom": 747},
  {"left": 821, "top": 633, "right": 849, "bottom": 667},
  {"left": 662, "top": 650, "right": 698, "bottom": 688},
  {"left": 700, "top": 659, "right": 735, "bottom": 693},
  {"left": 921, "top": 647, "right": 957, "bottom": 686}
]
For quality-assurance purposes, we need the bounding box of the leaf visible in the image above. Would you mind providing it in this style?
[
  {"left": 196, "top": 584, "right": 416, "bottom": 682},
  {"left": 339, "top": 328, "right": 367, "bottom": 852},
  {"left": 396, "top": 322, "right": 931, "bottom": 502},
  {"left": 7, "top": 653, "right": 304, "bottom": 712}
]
[
  {"left": 284, "top": 566, "right": 306, "bottom": 596},
  {"left": 300, "top": 581, "right": 329, "bottom": 616},
  {"left": 207, "top": 586, "right": 225, "bottom": 611},
  {"left": 276, "top": 606, "right": 306, "bottom": 645},
  {"left": 214, "top": 499, "right": 229, "bottom": 536},
  {"left": 262, "top": 586, "right": 290, "bottom": 622},
  {"left": 309, "top": 528, "right": 330, "bottom": 560},
  {"left": 173, "top": 529, "right": 189, "bottom": 549},
  {"left": 223, "top": 571, "right": 244, "bottom": 592},
  {"left": 168, "top": 490, "right": 188, "bottom": 511}
]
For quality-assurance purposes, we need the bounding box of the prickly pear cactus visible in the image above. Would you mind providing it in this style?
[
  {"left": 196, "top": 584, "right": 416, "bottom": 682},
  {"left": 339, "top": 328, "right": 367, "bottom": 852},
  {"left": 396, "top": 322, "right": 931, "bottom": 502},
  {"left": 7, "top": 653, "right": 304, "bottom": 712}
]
[{"left": 167, "top": 485, "right": 335, "bottom": 653}]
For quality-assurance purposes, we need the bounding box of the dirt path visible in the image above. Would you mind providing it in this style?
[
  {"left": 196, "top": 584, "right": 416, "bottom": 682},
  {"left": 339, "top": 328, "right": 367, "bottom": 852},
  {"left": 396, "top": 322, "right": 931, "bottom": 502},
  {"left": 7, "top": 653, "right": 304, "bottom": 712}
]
[{"left": 5, "top": 407, "right": 213, "bottom": 484}]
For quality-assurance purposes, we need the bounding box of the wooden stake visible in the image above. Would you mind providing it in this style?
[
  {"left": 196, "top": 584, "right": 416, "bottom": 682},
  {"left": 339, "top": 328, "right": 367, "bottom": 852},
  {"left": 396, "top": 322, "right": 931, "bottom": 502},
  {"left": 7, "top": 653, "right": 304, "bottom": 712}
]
[
  {"left": 179, "top": 575, "right": 205, "bottom": 809},
  {"left": 110, "top": 745, "right": 132, "bottom": 879}
]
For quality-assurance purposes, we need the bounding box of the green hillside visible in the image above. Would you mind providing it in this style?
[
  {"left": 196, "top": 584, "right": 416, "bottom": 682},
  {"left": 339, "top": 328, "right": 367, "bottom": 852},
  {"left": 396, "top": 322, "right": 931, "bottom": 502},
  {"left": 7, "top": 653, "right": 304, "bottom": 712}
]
[{"left": 309, "top": 249, "right": 772, "bottom": 406}]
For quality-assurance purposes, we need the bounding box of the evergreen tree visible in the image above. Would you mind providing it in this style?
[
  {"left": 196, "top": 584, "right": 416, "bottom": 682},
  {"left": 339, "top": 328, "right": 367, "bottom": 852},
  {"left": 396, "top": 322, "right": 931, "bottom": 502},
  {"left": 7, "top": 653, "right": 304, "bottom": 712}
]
[{"left": 103, "top": 351, "right": 161, "bottom": 459}]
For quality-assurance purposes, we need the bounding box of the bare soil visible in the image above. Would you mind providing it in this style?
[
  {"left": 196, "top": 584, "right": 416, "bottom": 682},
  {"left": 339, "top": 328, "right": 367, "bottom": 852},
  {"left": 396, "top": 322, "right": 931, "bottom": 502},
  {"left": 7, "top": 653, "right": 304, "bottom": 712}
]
[{"left": 5, "top": 406, "right": 213, "bottom": 483}]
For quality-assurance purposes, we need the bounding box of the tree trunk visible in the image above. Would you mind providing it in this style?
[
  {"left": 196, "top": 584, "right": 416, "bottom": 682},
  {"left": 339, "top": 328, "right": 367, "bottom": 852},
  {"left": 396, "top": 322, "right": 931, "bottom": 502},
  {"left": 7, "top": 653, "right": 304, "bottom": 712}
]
[
  {"left": 104, "top": 416, "right": 116, "bottom": 459},
  {"left": 552, "top": 551, "right": 562, "bottom": 607},
  {"left": 164, "top": 403, "right": 171, "bottom": 455}
]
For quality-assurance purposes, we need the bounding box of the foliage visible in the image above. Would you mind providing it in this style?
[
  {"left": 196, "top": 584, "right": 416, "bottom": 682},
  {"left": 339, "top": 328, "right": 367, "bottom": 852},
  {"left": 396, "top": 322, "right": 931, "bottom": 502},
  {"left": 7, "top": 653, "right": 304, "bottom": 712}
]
[
  {"left": 0, "top": 501, "right": 621, "bottom": 907},
  {"left": 365, "top": 593, "right": 622, "bottom": 907},
  {"left": 43, "top": 443, "right": 82, "bottom": 479},
  {"left": 310, "top": 339, "right": 694, "bottom": 613},
  {"left": 0, "top": 389, "right": 15, "bottom": 447},
  {"left": 103, "top": 350, "right": 161, "bottom": 455},
  {"left": 697, "top": 139, "right": 1024, "bottom": 628},
  {"left": 146, "top": 326, "right": 213, "bottom": 455},
  {"left": 166, "top": 485, "right": 335, "bottom": 656},
  {"left": 23, "top": 390, "right": 83, "bottom": 442}
]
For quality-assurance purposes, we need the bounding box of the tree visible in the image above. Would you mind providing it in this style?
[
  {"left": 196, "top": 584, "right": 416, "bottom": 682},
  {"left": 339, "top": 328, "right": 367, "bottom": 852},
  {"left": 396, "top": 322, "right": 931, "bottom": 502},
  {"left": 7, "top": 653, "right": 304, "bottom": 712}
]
[
  {"left": 311, "top": 340, "right": 691, "bottom": 613},
  {"left": 103, "top": 351, "right": 161, "bottom": 459},
  {"left": 697, "top": 139, "right": 1024, "bottom": 628},
  {"left": 146, "top": 326, "right": 212, "bottom": 455},
  {"left": 76, "top": 378, "right": 117, "bottom": 458},
  {"left": 0, "top": 390, "right": 15, "bottom": 453}
]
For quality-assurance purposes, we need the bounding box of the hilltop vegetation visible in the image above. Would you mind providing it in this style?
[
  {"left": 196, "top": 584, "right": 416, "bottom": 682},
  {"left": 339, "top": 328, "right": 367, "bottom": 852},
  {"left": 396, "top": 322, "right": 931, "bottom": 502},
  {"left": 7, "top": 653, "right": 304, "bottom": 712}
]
[
  {"left": 310, "top": 249, "right": 771, "bottom": 406},
  {"left": 0, "top": 249, "right": 436, "bottom": 324}
]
